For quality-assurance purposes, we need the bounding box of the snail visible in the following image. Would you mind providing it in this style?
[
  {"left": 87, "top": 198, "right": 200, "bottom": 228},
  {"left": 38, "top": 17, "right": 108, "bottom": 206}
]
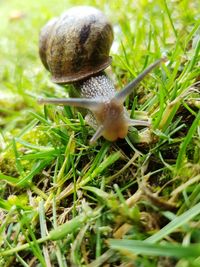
[{"left": 38, "top": 6, "right": 165, "bottom": 144}]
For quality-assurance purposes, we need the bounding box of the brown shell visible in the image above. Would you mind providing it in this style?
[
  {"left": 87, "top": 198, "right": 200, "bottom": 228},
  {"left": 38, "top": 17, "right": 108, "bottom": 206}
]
[
  {"left": 39, "top": 17, "right": 58, "bottom": 70},
  {"left": 39, "top": 6, "right": 114, "bottom": 84}
]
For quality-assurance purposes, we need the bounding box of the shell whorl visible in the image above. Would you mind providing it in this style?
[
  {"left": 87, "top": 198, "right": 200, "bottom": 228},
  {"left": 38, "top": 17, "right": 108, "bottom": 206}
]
[{"left": 39, "top": 6, "right": 113, "bottom": 84}]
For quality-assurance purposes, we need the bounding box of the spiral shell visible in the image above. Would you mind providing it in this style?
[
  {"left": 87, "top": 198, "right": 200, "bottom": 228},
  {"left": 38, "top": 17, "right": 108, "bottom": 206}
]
[{"left": 39, "top": 6, "right": 114, "bottom": 84}]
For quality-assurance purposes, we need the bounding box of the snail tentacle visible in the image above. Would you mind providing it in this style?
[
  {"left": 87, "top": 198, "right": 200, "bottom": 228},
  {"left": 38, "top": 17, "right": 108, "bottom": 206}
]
[
  {"left": 89, "top": 125, "right": 105, "bottom": 145},
  {"left": 114, "top": 58, "right": 166, "bottom": 103},
  {"left": 127, "top": 119, "right": 151, "bottom": 127},
  {"left": 38, "top": 97, "right": 102, "bottom": 111}
]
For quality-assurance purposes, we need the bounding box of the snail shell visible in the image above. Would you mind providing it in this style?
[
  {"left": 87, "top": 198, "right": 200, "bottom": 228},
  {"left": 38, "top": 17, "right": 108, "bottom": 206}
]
[{"left": 39, "top": 6, "right": 114, "bottom": 84}]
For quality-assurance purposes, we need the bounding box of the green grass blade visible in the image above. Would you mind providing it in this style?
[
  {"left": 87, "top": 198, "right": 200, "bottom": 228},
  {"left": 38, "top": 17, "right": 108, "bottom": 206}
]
[
  {"left": 146, "top": 201, "right": 200, "bottom": 243},
  {"left": 0, "top": 173, "right": 18, "bottom": 184},
  {"left": 16, "top": 159, "right": 51, "bottom": 186},
  {"left": 176, "top": 111, "right": 200, "bottom": 170},
  {"left": 109, "top": 239, "right": 200, "bottom": 258}
]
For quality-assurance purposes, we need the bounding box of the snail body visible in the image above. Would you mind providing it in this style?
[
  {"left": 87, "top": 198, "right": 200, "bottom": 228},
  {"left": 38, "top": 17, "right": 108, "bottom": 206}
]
[{"left": 38, "top": 6, "right": 164, "bottom": 144}]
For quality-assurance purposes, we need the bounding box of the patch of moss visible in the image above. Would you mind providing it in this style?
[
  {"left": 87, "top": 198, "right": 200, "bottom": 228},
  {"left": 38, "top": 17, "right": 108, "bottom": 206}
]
[{"left": 0, "top": 151, "right": 19, "bottom": 177}]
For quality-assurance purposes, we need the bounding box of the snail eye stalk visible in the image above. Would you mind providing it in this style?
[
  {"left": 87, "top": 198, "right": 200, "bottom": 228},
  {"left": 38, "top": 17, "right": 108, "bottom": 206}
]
[
  {"left": 114, "top": 58, "right": 166, "bottom": 103},
  {"left": 38, "top": 97, "right": 101, "bottom": 111}
]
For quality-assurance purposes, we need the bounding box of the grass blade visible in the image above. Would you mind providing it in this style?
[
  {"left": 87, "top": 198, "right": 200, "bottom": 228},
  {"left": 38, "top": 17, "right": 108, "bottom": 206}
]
[
  {"left": 109, "top": 239, "right": 200, "bottom": 258},
  {"left": 176, "top": 111, "right": 200, "bottom": 170},
  {"left": 146, "top": 201, "right": 200, "bottom": 243}
]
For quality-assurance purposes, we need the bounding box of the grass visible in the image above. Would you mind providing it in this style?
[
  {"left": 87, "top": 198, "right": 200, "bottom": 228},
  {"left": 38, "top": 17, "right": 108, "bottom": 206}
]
[{"left": 0, "top": 0, "right": 200, "bottom": 266}]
